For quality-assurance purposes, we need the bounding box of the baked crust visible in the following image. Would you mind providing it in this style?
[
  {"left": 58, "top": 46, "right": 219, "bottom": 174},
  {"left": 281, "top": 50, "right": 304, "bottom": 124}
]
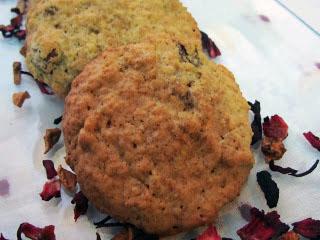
[
  {"left": 63, "top": 41, "right": 254, "bottom": 235},
  {"left": 25, "top": 0, "right": 201, "bottom": 97}
]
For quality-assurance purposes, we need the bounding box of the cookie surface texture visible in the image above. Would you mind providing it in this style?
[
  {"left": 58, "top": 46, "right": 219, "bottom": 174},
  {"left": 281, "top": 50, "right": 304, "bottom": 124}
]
[
  {"left": 25, "top": 0, "right": 201, "bottom": 97},
  {"left": 63, "top": 41, "right": 254, "bottom": 235}
]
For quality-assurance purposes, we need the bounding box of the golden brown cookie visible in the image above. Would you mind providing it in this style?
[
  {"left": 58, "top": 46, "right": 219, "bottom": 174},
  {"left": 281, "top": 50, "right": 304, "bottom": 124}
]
[
  {"left": 25, "top": 0, "right": 201, "bottom": 97},
  {"left": 63, "top": 40, "right": 253, "bottom": 235}
]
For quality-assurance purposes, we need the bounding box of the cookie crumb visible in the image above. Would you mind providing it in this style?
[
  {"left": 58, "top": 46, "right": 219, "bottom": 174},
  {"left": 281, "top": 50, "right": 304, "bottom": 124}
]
[
  {"left": 13, "top": 62, "right": 21, "bottom": 85},
  {"left": 20, "top": 43, "right": 27, "bottom": 57},
  {"left": 261, "top": 137, "right": 286, "bottom": 162},
  {"left": 43, "top": 160, "right": 58, "bottom": 180},
  {"left": 12, "top": 91, "right": 30, "bottom": 108},
  {"left": 280, "top": 231, "right": 300, "bottom": 240},
  {"left": 44, "top": 128, "right": 61, "bottom": 154},
  {"left": 57, "top": 165, "right": 77, "bottom": 192}
]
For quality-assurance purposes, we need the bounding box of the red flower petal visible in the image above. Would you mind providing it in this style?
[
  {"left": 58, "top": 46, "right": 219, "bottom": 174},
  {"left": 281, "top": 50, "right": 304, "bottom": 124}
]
[
  {"left": 239, "top": 204, "right": 253, "bottom": 222},
  {"left": 200, "top": 31, "right": 221, "bottom": 59},
  {"left": 39, "top": 179, "right": 61, "bottom": 201},
  {"left": 42, "top": 160, "right": 57, "bottom": 180},
  {"left": 14, "top": 29, "right": 26, "bottom": 40},
  {"left": 256, "top": 171, "right": 279, "bottom": 208},
  {"left": 17, "top": 223, "right": 55, "bottom": 240},
  {"left": 303, "top": 132, "right": 320, "bottom": 151},
  {"left": 259, "top": 15, "right": 270, "bottom": 23},
  {"left": 197, "top": 225, "right": 221, "bottom": 240},
  {"left": 35, "top": 80, "right": 54, "bottom": 95},
  {"left": 249, "top": 101, "right": 263, "bottom": 145},
  {"left": 10, "top": 15, "right": 23, "bottom": 29},
  {"left": 292, "top": 218, "right": 320, "bottom": 239},
  {"left": 71, "top": 191, "right": 88, "bottom": 221},
  {"left": 263, "top": 115, "right": 288, "bottom": 140},
  {"left": 0, "top": 233, "right": 8, "bottom": 240},
  {"left": 237, "top": 208, "right": 289, "bottom": 240}
]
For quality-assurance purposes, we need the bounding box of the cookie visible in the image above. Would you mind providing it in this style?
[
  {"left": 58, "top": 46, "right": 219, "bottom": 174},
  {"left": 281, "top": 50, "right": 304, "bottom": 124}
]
[
  {"left": 63, "top": 40, "right": 254, "bottom": 235},
  {"left": 25, "top": 0, "right": 201, "bottom": 97}
]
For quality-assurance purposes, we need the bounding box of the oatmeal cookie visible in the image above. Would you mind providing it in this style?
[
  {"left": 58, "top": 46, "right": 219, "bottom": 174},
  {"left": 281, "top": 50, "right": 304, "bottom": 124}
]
[
  {"left": 25, "top": 0, "right": 201, "bottom": 97},
  {"left": 63, "top": 40, "right": 253, "bottom": 235}
]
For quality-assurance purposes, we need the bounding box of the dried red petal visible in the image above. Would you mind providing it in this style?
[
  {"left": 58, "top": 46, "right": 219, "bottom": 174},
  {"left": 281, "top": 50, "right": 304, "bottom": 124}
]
[
  {"left": 71, "top": 191, "right": 88, "bottom": 221},
  {"left": 35, "top": 80, "right": 54, "bottom": 95},
  {"left": 0, "top": 25, "right": 14, "bottom": 38},
  {"left": 10, "top": 15, "right": 23, "bottom": 29},
  {"left": 292, "top": 218, "right": 320, "bottom": 239},
  {"left": 197, "top": 225, "right": 221, "bottom": 240},
  {"left": 14, "top": 29, "right": 26, "bottom": 40},
  {"left": 303, "top": 132, "right": 320, "bottom": 151},
  {"left": 256, "top": 171, "right": 279, "bottom": 208},
  {"left": 249, "top": 101, "right": 262, "bottom": 145},
  {"left": 237, "top": 208, "right": 289, "bottom": 240},
  {"left": 39, "top": 179, "right": 61, "bottom": 201},
  {"left": 53, "top": 116, "right": 62, "bottom": 125},
  {"left": 17, "top": 222, "right": 55, "bottom": 240},
  {"left": 269, "top": 160, "right": 319, "bottom": 177},
  {"left": 259, "top": 15, "right": 270, "bottom": 22},
  {"left": 261, "top": 137, "right": 286, "bottom": 162},
  {"left": 42, "top": 160, "right": 57, "bottom": 180},
  {"left": 200, "top": 31, "right": 221, "bottom": 59},
  {"left": 263, "top": 115, "right": 288, "bottom": 140},
  {"left": 0, "top": 233, "right": 8, "bottom": 240}
]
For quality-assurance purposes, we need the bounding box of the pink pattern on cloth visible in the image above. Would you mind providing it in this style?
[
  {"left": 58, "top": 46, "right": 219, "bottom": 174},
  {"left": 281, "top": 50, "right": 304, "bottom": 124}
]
[{"left": 0, "top": 179, "right": 9, "bottom": 196}]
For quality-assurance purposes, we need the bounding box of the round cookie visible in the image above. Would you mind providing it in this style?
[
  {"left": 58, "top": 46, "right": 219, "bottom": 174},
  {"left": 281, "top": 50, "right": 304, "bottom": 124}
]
[
  {"left": 63, "top": 40, "right": 254, "bottom": 235},
  {"left": 26, "top": 0, "right": 202, "bottom": 97}
]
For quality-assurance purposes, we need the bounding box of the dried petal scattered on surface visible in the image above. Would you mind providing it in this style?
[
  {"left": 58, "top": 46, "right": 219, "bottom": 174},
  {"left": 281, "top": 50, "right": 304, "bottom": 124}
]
[
  {"left": 261, "top": 137, "right": 286, "bottom": 162},
  {"left": 0, "top": 233, "right": 8, "bottom": 240},
  {"left": 57, "top": 165, "right": 77, "bottom": 192},
  {"left": 13, "top": 61, "right": 22, "bottom": 85},
  {"left": 53, "top": 116, "right": 62, "bottom": 125},
  {"left": 292, "top": 218, "right": 320, "bottom": 239},
  {"left": 39, "top": 179, "right": 61, "bottom": 201},
  {"left": 269, "top": 160, "right": 319, "bottom": 177},
  {"left": 35, "top": 80, "right": 54, "bottom": 95},
  {"left": 17, "top": 222, "right": 56, "bottom": 240},
  {"left": 263, "top": 115, "right": 288, "bottom": 140},
  {"left": 71, "top": 191, "right": 88, "bottom": 221},
  {"left": 248, "top": 101, "right": 263, "bottom": 145},
  {"left": 200, "top": 31, "right": 221, "bottom": 59},
  {"left": 12, "top": 91, "right": 30, "bottom": 108},
  {"left": 42, "top": 160, "right": 57, "bottom": 180},
  {"left": 256, "top": 171, "right": 279, "bottom": 208},
  {"left": 43, "top": 128, "right": 61, "bottom": 154},
  {"left": 237, "top": 207, "right": 289, "bottom": 240},
  {"left": 279, "top": 231, "right": 300, "bottom": 240},
  {"left": 303, "top": 132, "right": 320, "bottom": 151},
  {"left": 11, "top": 0, "right": 27, "bottom": 15},
  {"left": 196, "top": 225, "right": 221, "bottom": 240},
  {"left": 96, "top": 232, "right": 102, "bottom": 240},
  {"left": 0, "top": 8, "right": 26, "bottom": 40},
  {"left": 239, "top": 204, "right": 253, "bottom": 222}
]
